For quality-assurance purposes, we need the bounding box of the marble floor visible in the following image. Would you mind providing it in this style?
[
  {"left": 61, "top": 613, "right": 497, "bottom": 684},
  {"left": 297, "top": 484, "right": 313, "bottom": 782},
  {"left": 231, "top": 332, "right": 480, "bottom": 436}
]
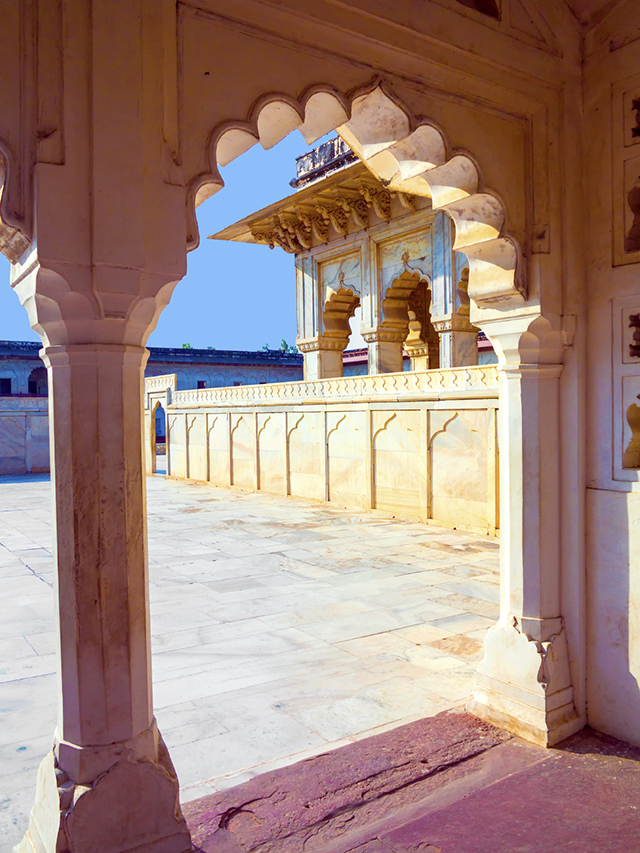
[{"left": 0, "top": 474, "right": 500, "bottom": 851}]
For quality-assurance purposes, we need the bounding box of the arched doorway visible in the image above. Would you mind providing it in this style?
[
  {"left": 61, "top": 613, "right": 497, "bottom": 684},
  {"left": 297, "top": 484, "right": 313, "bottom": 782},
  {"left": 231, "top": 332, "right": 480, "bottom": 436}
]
[
  {"left": 153, "top": 402, "right": 167, "bottom": 475},
  {"left": 28, "top": 366, "right": 47, "bottom": 396}
]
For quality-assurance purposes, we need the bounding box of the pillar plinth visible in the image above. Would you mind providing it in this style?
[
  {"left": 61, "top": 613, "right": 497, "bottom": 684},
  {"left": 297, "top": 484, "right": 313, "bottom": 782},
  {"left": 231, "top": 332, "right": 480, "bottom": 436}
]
[
  {"left": 16, "top": 344, "right": 190, "bottom": 853},
  {"left": 467, "top": 354, "right": 583, "bottom": 746}
]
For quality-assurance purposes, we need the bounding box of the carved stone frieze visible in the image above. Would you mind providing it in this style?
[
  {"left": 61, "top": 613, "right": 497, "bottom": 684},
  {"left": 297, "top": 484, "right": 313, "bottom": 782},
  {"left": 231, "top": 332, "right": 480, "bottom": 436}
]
[
  {"left": 361, "top": 328, "right": 407, "bottom": 344},
  {"left": 297, "top": 336, "right": 348, "bottom": 353},
  {"left": 432, "top": 316, "right": 478, "bottom": 333},
  {"left": 403, "top": 344, "right": 431, "bottom": 357}
]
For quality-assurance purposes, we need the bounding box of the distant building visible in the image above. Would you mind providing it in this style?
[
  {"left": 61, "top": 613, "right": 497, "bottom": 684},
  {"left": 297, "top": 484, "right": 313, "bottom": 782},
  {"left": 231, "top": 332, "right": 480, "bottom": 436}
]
[{"left": 0, "top": 342, "right": 303, "bottom": 474}]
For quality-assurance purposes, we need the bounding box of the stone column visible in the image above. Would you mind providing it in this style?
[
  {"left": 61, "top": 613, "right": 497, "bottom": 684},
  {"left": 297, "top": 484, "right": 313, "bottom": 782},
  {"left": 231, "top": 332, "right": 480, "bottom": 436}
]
[
  {"left": 432, "top": 315, "right": 478, "bottom": 368},
  {"left": 5, "top": 0, "right": 193, "bottom": 846},
  {"left": 16, "top": 342, "right": 190, "bottom": 853},
  {"left": 405, "top": 342, "right": 439, "bottom": 372},
  {"left": 298, "top": 337, "right": 345, "bottom": 380},
  {"left": 467, "top": 315, "right": 583, "bottom": 746},
  {"left": 363, "top": 330, "right": 405, "bottom": 374}
]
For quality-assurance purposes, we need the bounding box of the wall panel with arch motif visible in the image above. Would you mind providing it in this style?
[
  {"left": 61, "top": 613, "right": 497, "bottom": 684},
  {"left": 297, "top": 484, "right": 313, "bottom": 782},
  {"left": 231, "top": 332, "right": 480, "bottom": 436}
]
[
  {"left": 372, "top": 411, "right": 423, "bottom": 520},
  {"left": 230, "top": 415, "right": 255, "bottom": 490},
  {"left": 288, "top": 413, "right": 324, "bottom": 501},
  {"left": 327, "top": 413, "right": 367, "bottom": 509},
  {"left": 257, "top": 413, "right": 286, "bottom": 495}
]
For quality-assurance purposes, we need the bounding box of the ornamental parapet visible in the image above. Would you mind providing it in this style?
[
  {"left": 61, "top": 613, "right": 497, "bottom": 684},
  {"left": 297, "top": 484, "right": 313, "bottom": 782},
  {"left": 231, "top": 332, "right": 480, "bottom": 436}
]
[
  {"left": 145, "top": 373, "right": 177, "bottom": 393},
  {"left": 166, "top": 365, "right": 498, "bottom": 408}
]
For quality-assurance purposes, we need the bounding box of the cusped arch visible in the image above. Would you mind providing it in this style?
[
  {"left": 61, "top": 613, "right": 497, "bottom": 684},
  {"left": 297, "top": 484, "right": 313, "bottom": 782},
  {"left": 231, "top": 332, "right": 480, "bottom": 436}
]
[{"left": 192, "top": 81, "right": 523, "bottom": 309}]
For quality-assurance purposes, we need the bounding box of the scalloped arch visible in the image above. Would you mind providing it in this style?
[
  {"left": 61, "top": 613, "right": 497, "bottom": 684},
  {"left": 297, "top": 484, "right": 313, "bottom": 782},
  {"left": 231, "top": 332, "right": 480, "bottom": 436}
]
[{"left": 193, "top": 82, "right": 525, "bottom": 308}]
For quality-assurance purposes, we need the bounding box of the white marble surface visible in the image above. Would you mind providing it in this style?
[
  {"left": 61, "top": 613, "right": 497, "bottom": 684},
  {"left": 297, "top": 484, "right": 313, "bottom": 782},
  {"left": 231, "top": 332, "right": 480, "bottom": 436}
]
[{"left": 0, "top": 474, "right": 499, "bottom": 850}]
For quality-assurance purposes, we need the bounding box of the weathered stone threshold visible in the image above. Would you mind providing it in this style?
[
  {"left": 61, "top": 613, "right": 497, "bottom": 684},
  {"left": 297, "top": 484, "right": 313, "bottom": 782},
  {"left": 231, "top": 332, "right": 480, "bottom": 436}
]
[{"left": 184, "top": 709, "right": 640, "bottom": 853}]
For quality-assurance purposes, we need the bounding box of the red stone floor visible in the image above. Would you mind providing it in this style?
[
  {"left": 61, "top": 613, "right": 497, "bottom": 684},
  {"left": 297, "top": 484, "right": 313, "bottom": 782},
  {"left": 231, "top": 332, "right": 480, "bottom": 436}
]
[{"left": 183, "top": 709, "right": 640, "bottom": 852}]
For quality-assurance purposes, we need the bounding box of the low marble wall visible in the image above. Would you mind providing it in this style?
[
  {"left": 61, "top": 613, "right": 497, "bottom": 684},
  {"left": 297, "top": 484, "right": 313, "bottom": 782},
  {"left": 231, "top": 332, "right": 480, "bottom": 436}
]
[
  {"left": 146, "top": 367, "right": 500, "bottom": 534},
  {"left": 0, "top": 397, "right": 50, "bottom": 475}
]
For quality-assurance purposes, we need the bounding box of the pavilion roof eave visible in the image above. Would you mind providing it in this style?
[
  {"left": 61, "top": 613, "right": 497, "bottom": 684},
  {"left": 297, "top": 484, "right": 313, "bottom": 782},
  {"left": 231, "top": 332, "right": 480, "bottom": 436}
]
[{"left": 207, "top": 161, "right": 371, "bottom": 245}]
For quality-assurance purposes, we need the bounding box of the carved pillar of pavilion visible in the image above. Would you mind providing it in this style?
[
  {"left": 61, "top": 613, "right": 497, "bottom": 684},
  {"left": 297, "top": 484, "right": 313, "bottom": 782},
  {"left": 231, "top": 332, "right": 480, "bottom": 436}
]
[
  {"left": 298, "top": 336, "right": 347, "bottom": 380},
  {"left": 467, "top": 314, "right": 583, "bottom": 746},
  {"left": 429, "top": 217, "right": 479, "bottom": 368},
  {"left": 6, "top": 0, "right": 192, "bottom": 850},
  {"left": 362, "top": 329, "right": 406, "bottom": 374},
  {"left": 431, "top": 315, "right": 478, "bottom": 367}
]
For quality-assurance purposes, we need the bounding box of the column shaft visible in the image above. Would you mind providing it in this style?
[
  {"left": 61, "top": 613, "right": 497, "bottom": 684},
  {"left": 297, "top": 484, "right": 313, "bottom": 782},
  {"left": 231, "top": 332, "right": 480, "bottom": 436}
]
[
  {"left": 17, "top": 343, "right": 190, "bottom": 853},
  {"left": 468, "top": 359, "right": 582, "bottom": 746}
]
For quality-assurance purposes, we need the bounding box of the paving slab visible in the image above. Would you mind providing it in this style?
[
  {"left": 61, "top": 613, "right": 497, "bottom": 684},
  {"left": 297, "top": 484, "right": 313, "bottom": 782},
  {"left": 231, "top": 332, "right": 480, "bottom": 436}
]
[{"left": 0, "top": 474, "right": 499, "bottom": 851}]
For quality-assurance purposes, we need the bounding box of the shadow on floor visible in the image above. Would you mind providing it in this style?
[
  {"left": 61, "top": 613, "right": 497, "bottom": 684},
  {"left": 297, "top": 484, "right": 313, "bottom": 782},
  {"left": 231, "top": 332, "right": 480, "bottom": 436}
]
[
  {"left": 185, "top": 712, "right": 640, "bottom": 853},
  {"left": 0, "top": 472, "right": 50, "bottom": 484}
]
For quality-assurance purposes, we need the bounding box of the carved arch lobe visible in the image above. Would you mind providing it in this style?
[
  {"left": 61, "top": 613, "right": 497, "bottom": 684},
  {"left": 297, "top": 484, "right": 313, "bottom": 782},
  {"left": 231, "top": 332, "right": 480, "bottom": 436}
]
[
  {"left": 0, "top": 143, "right": 30, "bottom": 263},
  {"left": 193, "top": 82, "right": 523, "bottom": 309},
  {"left": 322, "top": 286, "right": 360, "bottom": 350}
]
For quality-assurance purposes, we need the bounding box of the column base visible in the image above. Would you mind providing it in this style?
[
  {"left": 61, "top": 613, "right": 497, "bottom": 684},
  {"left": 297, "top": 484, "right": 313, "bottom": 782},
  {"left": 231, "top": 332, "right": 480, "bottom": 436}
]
[
  {"left": 467, "top": 615, "right": 585, "bottom": 747},
  {"left": 15, "top": 722, "right": 191, "bottom": 853}
]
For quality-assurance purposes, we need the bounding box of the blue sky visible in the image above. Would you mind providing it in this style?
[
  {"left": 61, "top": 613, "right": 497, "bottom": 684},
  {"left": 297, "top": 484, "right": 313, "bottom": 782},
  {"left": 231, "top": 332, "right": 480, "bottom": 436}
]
[{"left": 0, "top": 132, "right": 320, "bottom": 350}]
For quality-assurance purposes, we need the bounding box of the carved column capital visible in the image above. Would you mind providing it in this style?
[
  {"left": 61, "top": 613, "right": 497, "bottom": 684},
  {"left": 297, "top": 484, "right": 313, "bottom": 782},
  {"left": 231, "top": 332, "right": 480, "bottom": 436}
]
[
  {"left": 431, "top": 314, "right": 478, "bottom": 334},
  {"left": 297, "top": 335, "right": 348, "bottom": 353},
  {"left": 361, "top": 328, "right": 406, "bottom": 344}
]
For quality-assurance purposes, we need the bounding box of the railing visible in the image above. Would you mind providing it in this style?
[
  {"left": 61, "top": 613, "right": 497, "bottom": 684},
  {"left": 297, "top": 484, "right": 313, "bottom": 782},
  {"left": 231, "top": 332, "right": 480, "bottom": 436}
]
[
  {"left": 145, "top": 373, "right": 177, "bottom": 393},
  {"left": 167, "top": 366, "right": 499, "bottom": 407}
]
